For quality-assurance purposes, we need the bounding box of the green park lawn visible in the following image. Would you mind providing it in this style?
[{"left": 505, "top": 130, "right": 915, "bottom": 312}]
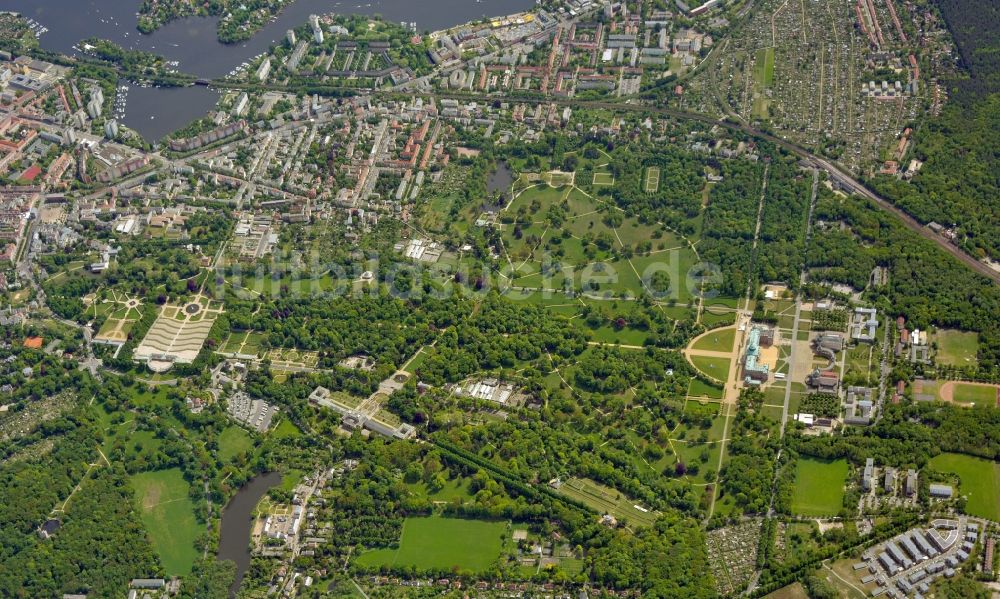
[
  {"left": 928, "top": 453, "right": 1000, "bottom": 520},
  {"left": 354, "top": 516, "right": 506, "bottom": 572},
  {"left": 688, "top": 379, "right": 725, "bottom": 400},
  {"left": 131, "top": 468, "right": 201, "bottom": 576},
  {"left": 218, "top": 426, "right": 253, "bottom": 462},
  {"left": 271, "top": 418, "right": 302, "bottom": 439},
  {"left": 690, "top": 355, "right": 731, "bottom": 383},
  {"left": 790, "top": 458, "right": 848, "bottom": 516},
  {"left": 690, "top": 328, "right": 737, "bottom": 353}
]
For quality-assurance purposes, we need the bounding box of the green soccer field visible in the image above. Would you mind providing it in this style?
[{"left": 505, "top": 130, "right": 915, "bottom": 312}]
[
  {"left": 950, "top": 383, "right": 997, "bottom": 405},
  {"left": 790, "top": 458, "right": 847, "bottom": 516},
  {"left": 354, "top": 516, "right": 506, "bottom": 572}
]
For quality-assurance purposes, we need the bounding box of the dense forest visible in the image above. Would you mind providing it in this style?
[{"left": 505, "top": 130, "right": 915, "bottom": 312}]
[{"left": 870, "top": 0, "right": 1000, "bottom": 260}]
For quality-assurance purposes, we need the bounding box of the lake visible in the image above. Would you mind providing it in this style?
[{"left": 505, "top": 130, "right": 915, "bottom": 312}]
[
  {"left": 1, "top": 0, "right": 533, "bottom": 139},
  {"left": 217, "top": 471, "right": 282, "bottom": 597}
]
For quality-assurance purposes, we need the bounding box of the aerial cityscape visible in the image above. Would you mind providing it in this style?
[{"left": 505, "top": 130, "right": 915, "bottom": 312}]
[{"left": 0, "top": 0, "right": 998, "bottom": 597}]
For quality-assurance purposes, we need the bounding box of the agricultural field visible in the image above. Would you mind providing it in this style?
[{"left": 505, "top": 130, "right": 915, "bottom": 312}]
[
  {"left": 928, "top": 453, "right": 1000, "bottom": 521},
  {"left": 354, "top": 516, "right": 506, "bottom": 572},
  {"left": 932, "top": 329, "right": 979, "bottom": 367},
  {"left": 130, "top": 468, "right": 201, "bottom": 576},
  {"left": 790, "top": 458, "right": 848, "bottom": 516},
  {"left": 555, "top": 477, "right": 658, "bottom": 527}
]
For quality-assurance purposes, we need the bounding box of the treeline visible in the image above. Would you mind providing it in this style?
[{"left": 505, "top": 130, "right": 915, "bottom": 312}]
[
  {"left": 607, "top": 145, "right": 706, "bottom": 233},
  {"left": 870, "top": 94, "right": 1000, "bottom": 261},
  {"left": 241, "top": 291, "right": 449, "bottom": 374},
  {"left": 756, "top": 160, "right": 811, "bottom": 284},
  {"left": 788, "top": 401, "right": 1000, "bottom": 469}
]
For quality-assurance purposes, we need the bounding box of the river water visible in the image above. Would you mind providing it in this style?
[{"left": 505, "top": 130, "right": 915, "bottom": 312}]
[
  {"left": 217, "top": 471, "right": 282, "bottom": 597},
  {"left": 1, "top": 0, "right": 533, "bottom": 139}
]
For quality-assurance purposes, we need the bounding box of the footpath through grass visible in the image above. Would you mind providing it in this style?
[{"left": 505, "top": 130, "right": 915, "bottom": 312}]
[
  {"left": 790, "top": 458, "right": 847, "bottom": 517},
  {"left": 355, "top": 515, "right": 506, "bottom": 572}
]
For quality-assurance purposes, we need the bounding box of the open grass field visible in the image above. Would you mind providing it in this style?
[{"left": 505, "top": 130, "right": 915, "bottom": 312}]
[
  {"left": 354, "top": 516, "right": 506, "bottom": 572},
  {"left": 500, "top": 184, "right": 693, "bottom": 299},
  {"left": 764, "top": 582, "right": 809, "bottom": 599},
  {"left": 689, "top": 378, "right": 725, "bottom": 400},
  {"left": 406, "top": 477, "right": 475, "bottom": 503},
  {"left": 557, "top": 477, "right": 658, "bottom": 527},
  {"left": 755, "top": 47, "right": 775, "bottom": 88},
  {"left": 690, "top": 328, "right": 737, "bottom": 353},
  {"left": 928, "top": 453, "right": 1000, "bottom": 520},
  {"left": 131, "top": 468, "right": 201, "bottom": 576},
  {"left": 932, "top": 329, "right": 978, "bottom": 367},
  {"left": 790, "top": 458, "right": 848, "bottom": 516},
  {"left": 690, "top": 354, "right": 731, "bottom": 383},
  {"left": 271, "top": 418, "right": 303, "bottom": 439},
  {"left": 218, "top": 426, "right": 253, "bottom": 462}
]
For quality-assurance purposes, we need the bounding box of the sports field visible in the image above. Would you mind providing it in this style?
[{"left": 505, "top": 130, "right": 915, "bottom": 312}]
[
  {"left": 949, "top": 382, "right": 998, "bottom": 405},
  {"left": 790, "top": 458, "right": 847, "bottom": 516},
  {"left": 354, "top": 516, "right": 505, "bottom": 572},
  {"left": 690, "top": 328, "right": 737, "bottom": 353},
  {"left": 645, "top": 167, "right": 660, "bottom": 193},
  {"left": 928, "top": 453, "right": 1000, "bottom": 520},
  {"left": 131, "top": 468, "right": 201, "bottom": 575}
]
